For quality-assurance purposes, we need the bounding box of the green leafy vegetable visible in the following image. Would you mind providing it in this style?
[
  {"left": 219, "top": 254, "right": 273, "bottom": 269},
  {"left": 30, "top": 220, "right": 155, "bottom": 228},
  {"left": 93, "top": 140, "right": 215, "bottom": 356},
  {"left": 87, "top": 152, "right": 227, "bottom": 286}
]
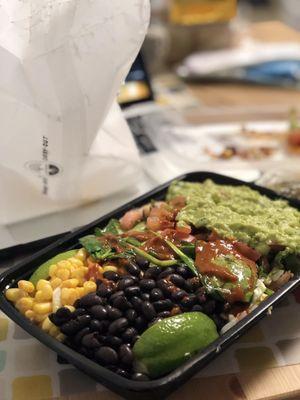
[
  {"left": 95, "top": 219, "right": 123, "bottom": 236},
  {"left": 129, "top": 245, "right": 178, "bottom": 267},
  {"left": 132, "top": 221, "right": 146, "bottom": 232}
]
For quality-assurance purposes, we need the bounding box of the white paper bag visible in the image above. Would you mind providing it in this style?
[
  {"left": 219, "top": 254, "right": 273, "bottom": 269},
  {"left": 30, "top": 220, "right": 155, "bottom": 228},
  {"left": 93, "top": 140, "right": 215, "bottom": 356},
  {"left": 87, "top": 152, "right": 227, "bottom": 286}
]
[{"left": 0, "top": 0, "right": 150, "bottom": 225}]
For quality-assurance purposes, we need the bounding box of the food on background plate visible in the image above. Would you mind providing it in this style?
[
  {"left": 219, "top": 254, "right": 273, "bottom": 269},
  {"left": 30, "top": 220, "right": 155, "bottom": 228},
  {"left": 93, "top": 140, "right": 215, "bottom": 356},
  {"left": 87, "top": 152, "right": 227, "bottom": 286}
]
[{"left": 5, "top": 180, "right": 300, "bottom": 380}]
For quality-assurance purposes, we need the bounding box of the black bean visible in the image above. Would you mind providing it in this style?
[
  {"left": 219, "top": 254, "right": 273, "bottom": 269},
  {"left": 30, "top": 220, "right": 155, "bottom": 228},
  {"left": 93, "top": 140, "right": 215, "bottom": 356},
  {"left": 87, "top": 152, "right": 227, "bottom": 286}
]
[
  {"left": 60, "top": 320, "right": 81, "bottom": 335},
  {"left": 135, "top": 255, "right": 150, "bottom": 270},
  {"left": 49, "top": 313, "right": 65, "bottom": 327},
  {"left": 105, "top": 335, "right": 123, "bottom": 349},
  {"left": 157, "top": 267, "right": 175, "bottom": 280},
  {"left": 150, "top": 288, "right": 164, "bottom": 302},
  {"left": 126, "top": 262, "right": 141, "bottom": 277},
  {"left": 72, "top": 308, "right": 87, "bottom": 318},
  {"left": 131, "top": 372, "right": 150, "bottom": 381},
  {"left": 185, "top": 277, "right": 201, "bottom": 292},
  {"left": 153, "top": 299, "right": 173, "bottom": 312},
  {"left": 144, "top": 266, "right": 162, "bottom": 279},
  {"left": 77, "top": 314, "right": 92, "bottom": 328},
  {"left": 132, "top": 335, "right": 140, "bottom": 345},
  {"left": 180, "top": 294, "right": 197, "bottom": 309},
  {"left": 141, "top": 301, "right": 156, "bottom": 321},
  {"left": 140, "top": 279, "right": 156, "bottom": 292},
  {"left": 119, "top": 344, "right": 134, "bottom": 366},
  {"left": 196, "top": 287, "right": 207, "bottom": 304},
  {"left": 202, "top": 300, "right": 216, "bottom": 315},
  {"left": 74, "top": 299, "right": 82, "bottom": 308},
  {"left": 211, "top": 314, "right": 225, "bottom": 331},
  {"left": 97, "top": 284, "right": 114, "bottom": 298},
  {"left": 90, "top": 305, "right": 107, "bottom": 320},
  {"left": 110, "top": 291, "right": 125, "bottom": 303},
  {"left": 103, "top": 271, "right": 120, "bottom": 282},
  {"left": 118, "top": 277, "right": 135, "bottom": 290},
  {"left": 134, "top": 316, "right": 147, "bottom": 332},
  {"left": 116, "top": 368, "right": 130, "bottom": 379},
  {"left": 157, "top": 279, "right": 173, "bottom": 294},
  {"left": 169, "top": 274, "right": 185, "bottom": 288},
  {"left": 108, "top": 318, "right": 129, "bottom": 335},
  {"left": 192, "top": 304, "right": 203, "bottom": 312},
  {"left": 141, "top": 293, "right": 150, "bottom": 301},
  {"left": 74, "top": 327, "right": 91, "bottom": 346},
  {"left": 125, "top": 309, "right": 137, "bottom": 322},
  {"left": 81, "top": 332, "right": 100, "bottom": 348},
  {"left": 56, "top": 307, "right": 72, "bottom": 321},
  {"left": 157, "top": 311, "right": 171, "bottom": 318},
  {"left": 148, "top": 317, "right": 163, "bottom": 327},
  {"left": 90, "top": 319, "right": 104, "bottom": 332},
  {"left": 122, "top": 327, "right": 138, "bottom": 343},
  {"left": 176, "top": 265, "right": 191, "bottom": 278},
  {"left": 124, "top": 286, "right": 141, "bottom": 298},
  {"left": 113, "top": 296, "right": 132, "bottom": 311},
  {"left": 131, "top": 296, "right": 143, "bottom": 312},
  {"left": 107, "top": 307, "right": 123, "bottom": 320},
  {"left": 95, "top": 347, "right": 118, "bottom": 365},
  {"left": 79, "top": 293, "right": 102, "bottom": 307},
  {"left": 172, "top": 290, "right": 187, "bottom": 302}
]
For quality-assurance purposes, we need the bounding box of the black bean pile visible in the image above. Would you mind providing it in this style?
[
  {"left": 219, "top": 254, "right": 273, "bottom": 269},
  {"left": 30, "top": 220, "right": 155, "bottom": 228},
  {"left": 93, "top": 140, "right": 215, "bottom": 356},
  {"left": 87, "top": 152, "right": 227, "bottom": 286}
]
[{"left": 49, "top": 256, "right": 228, "bottom": 380}]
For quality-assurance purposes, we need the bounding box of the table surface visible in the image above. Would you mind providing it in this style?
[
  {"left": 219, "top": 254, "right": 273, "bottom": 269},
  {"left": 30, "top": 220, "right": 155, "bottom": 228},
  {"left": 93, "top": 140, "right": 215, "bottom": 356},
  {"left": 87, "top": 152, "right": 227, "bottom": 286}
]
[{"left": 2, "top": 20, "right": 300, "bottom": 400}]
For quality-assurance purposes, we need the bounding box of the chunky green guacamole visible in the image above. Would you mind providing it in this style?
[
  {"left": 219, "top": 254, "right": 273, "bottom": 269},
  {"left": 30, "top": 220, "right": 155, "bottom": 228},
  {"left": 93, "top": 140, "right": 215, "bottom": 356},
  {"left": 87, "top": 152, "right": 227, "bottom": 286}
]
[{"left": 167, "top": 180, "right": 300, "bottom": 255}]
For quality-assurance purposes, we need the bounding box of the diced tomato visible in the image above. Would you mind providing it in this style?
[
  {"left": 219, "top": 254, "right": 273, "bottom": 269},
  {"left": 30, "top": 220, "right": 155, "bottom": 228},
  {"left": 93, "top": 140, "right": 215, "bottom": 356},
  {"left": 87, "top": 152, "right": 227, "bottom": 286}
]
[
  {"left": 142, "top": 237, "right": 175, "bottom": 260},
  {"left": 288, "top": 130, "right": 300, "bottom": 146},
  {"left": 169, "top": 195, "right": 186, "bottom": 210}
]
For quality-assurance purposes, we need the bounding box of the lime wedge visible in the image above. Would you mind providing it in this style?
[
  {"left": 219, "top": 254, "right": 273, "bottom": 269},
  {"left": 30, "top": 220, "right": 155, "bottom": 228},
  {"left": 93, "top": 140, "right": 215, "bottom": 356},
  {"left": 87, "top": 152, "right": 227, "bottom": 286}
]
[
  {"left": 29, "top": 250, "right": 77, "bottom": 286},
  {"left": 133, "top": 312, "right": 219, "bottom": 378}
]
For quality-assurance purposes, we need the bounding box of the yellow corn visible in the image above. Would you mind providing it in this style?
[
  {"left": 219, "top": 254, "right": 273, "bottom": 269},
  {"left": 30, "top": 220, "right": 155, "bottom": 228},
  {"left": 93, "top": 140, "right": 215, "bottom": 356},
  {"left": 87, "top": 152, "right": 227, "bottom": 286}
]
[
  {"left": 50, "top": 277, "right": 62, "bottom": 289},
  {"left": 56, "top": 333, "right": 66, "bottom": 342},
  {"left": 56, "top": 268, "right": 70, "bottom": 281},
  {"left": 49, "top": 264, "right": 58, "bottom": 277},
  {"left": 49, "top": 325, "right": 60, "bottom": 337},
  {"left": 34, "top": 313, "right": 49, "bottom": 323},
  {"left": 61, "top": 278, "right": 79, "bottom": 288},
  {"left": 61, "top": 288, "right": 78, "bottom": 306},
  {"left": 36, "top": 279, "right": 51, "bottom": 291},
  {"left": 18, "top": 280, "right": 35, "bottom": 294},
  {"left": 25, "top": 310, "right": 35, "bottom": 321},
  {"left": 75, "top": 287, "right": 85, "bottom": 298},
  {"left": 33, "top": 302, "right": 52, "bottom": 315},
  {"left": 71, "top": 267, "right": 88, "bottom": 280},
  {"left": 76, "top": 248, "right": 87, "bottom": 262},
  {"left": 103, "top": 265, "right": 118, "bottom": 273},
  {"left": 68, "top": 257, "right": 83, "bottom": 267},
  {"left": 16, "top": 297, "right": 34, "bottom": 312},
  {"left": 5, "top": 288, "right": 23, "bottom": 302},
  {"left": 41, "top": 317, "right": 53, "bottom": 332},
  {"left": 83, "top": 281, "right": 97, "bottom": 294},
  {"left": 35, "top": 285, "right": 53, "bottom": 302},
  {"left": 64, "top": 305, "right": 75, "bottom": 312}
]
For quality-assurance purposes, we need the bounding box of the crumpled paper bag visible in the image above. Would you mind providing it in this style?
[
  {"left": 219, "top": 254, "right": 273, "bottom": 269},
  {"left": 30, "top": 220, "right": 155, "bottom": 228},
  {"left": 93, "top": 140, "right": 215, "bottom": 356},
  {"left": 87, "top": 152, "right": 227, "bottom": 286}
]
[{"left": 0, "top": 0, "right": 150, "bottom": 225}]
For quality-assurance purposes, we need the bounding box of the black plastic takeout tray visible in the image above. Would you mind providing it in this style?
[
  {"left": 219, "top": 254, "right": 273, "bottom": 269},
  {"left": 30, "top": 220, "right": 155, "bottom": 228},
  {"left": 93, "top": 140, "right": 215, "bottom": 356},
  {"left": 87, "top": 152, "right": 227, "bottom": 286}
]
[{"left": 1, "top": 172, "right": 300, "bottom": 399}]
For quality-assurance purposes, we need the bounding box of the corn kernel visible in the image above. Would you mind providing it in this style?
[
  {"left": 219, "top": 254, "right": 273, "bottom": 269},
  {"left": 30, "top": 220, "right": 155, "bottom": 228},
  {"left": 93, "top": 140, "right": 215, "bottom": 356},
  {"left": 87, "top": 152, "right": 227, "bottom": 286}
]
[
  {"left": 83, "top": 281, "right": 97, "bottom": 294},
  {"left": 16, "top": 297, "right": 34, "bottom": 312},
  {"left": 68, "top": 257, "right": 83, "bottom": 267},
  {"left": 34, "top": 313, "right": 49, "bottom": 323},
  {"left": 56, "top": 268, "right": 70, "bottom": 281},
  {"left": 68, "top": 288, "right": 79, "bottom": 305},
  {"left": 49, "top": 325, "right": 60, "bottom": 337},
  {"left": 49, "top": 264, "right": 58, "bottom": 277},
  {"left": 56, "top": 333, "right": 66, "bottom": 342},
  {"left": 5, "top": 288, "right": 23, "bottom": 303},
  {"left": 41, "top": 317, "right": 53, "bottom": 332},
  {"left": 36, "top": 279, "right": 51, "bottom": 291},
  {"left": 25, "top": 310, "right": 35, "bottom": 320},
  {"left": 33, "top": 302, "right": 52, "bottom": 314},
  {"left": 18, "top": 280, "right": 35, "bottom": 294},
  {"left": 57, "top": 260, "right": 70, "bottom": 269},
  {"left": 64, "top": 305, "right": 75, "bottom": 312},
  {"left": 76, "top": 248, "right": 87, "bottom": 261},
  {"left": 71, "top": 268, "right": 87, "bottom": 280},
  {"left": 50, "top": 277, "right": 62, "bottom": 289},
  {"left": 61, "top": 278, "right": 79, "bottom": 288},
  {"left": 75, "top": 287, "right": 85, "bottom": 298},
  {"left": 103, "top": 265, "right": 118, "bottom": 273}
]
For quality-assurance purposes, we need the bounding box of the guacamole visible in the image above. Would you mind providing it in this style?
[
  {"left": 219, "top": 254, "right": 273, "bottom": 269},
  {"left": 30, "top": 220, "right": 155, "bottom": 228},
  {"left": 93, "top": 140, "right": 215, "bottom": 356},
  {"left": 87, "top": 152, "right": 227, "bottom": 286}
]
[{"left": 167, "top": 180, "right": 300, "bottom": 255}]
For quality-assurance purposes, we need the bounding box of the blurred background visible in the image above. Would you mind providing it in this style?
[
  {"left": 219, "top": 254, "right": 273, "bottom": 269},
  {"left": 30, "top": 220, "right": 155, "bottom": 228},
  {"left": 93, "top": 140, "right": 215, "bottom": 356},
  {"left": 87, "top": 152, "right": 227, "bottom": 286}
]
[{"left": 2, "top": 0, "right": 300, "bottom": 251}]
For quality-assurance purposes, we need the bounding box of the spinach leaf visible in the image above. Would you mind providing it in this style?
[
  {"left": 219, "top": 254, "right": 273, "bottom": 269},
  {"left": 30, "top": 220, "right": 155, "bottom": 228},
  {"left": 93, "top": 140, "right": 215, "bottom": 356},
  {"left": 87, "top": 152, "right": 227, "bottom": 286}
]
[{"left": 95, "top": 219, "right": 123, "bottom": 236}]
